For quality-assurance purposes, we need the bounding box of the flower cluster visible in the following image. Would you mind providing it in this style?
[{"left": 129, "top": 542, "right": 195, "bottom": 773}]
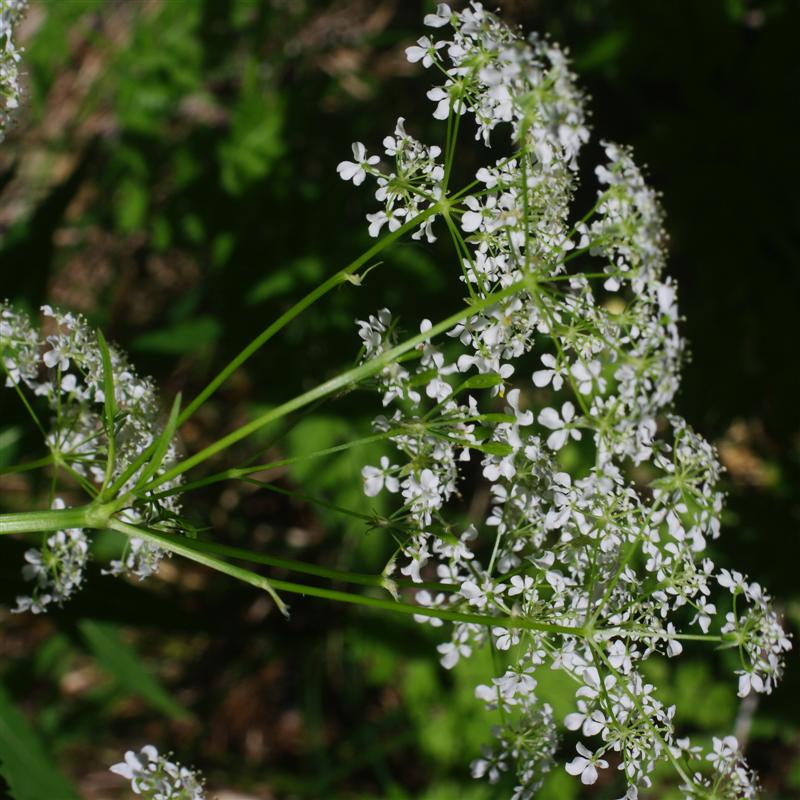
[
  {"left": 1, "top": 301, "right": 184, "bottom": 610},
  {"left": 14, "top": 497, "right": 89, "bottom": 614},
  {"left": 0, "top": 0, "right": 26, "bottom": 139},
  {"left": 718, "top": 568, "right": 792, "bottom": 698},
  {"left": 681, "top": 735, "right": 759, "bottom": 800},
  {"left": 110, "top": 746, "right": 205, "bottom": 800},
  {"left": 342, "top": 3, "right": 791, "bottom": 797}
]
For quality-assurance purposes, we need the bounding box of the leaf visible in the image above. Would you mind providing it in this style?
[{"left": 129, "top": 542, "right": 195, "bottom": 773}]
[
  {"left": 0, "top": 426, "right": 22, "bottom": 468},
  {"left": 473, "top": 413, "right": 516, "bottom": 424},
  {"left": 96, "top": 330, "right": 117, "bottom": 439},
  {"left": 0, "top": 680, "right": 79, "bottom": 800},
  {"left": 408, "top": 368, "right": 439, "bottom": 388},
  {"left": 77, "top": 619, "right": 189, "bottom": 720},
  {"left": 469, "top": 441, "right": 514, "bottom": 456},
  {"left": 131, "top": 317, "right": 221, "bottom": 355},
  {"left": 133, "top": 392, "right": 182, "bottom": 492},
  {"left": 457, "top": 373, "right": 502, "bottom": 390}
]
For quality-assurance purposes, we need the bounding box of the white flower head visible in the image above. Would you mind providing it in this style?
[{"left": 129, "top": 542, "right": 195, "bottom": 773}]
[{"left": 110, "top": 745, "right": 205, "bottom": 800}]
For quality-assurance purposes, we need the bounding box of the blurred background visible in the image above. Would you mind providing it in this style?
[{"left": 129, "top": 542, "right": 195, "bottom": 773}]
[{"left": 1, "top": 0, "right": 799, "bottom": 797}]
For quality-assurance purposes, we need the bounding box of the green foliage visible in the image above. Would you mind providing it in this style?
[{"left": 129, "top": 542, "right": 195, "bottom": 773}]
[
  {"left": 132, "top": 317, "right": 222, "bottom": 355},
  {"left": 114, "top": 3, "right": 203, "bottom": 135},
  {"left": 0, "top": 682, "right": 79, "bottom": 800},
  {"left": 218, "top": 59, "right": 285, "bottom": 195},
  {"left": 77, "top": 619, "right": 189, "bottom": 721}
]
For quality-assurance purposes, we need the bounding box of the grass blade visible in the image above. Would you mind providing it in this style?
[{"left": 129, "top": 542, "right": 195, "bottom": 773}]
[
  {"left": 0, "top": 680, "right": 79, "bottom": 800},
  {"left": 78, "top": 619, "right": 190, "bottom": 721}
]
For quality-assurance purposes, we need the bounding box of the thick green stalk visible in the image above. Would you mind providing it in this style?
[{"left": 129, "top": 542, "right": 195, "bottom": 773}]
[
  {"left": 0, "top": 506, "right": 93, "bottom": 535},
  {"left": 102, "top": 523, "right": 579, "bottom": 633},
  {"left": 160, "top": 535, "right": 391, "bottom": 591}
]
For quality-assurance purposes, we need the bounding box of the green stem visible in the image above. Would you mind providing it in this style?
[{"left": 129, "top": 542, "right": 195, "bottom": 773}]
[
  {"left": 149, "top": 432, "right": 393, "bottom": 502},
  {"left": 147, "top": 533, "right": 450, "bottom": 594},
  {"left": 0, "top": 506, "right": 92, "bottom": 535},
  {"left": 141, "top": 278, "right": 529, "bottom": 492},
  {"left": 0, "top": 454, "right": 54, "bottom": 476},
  {"left": 107, "top": 518, "right": 289, "bottom": 617},
  {"left": 266, "top": 576, "right": 583, "bottom": 634},
  {"left": 105, "top": 208, "right": 441, "bottom": 502},
  {"left": 178, "top": 206, "right": 440, "bottom": 427},
  {"left": 591, "top": 642, "right": 695, "bottom": 788},
  {"left": 106, "top": 514, "right": 587, "bottom": 633}
]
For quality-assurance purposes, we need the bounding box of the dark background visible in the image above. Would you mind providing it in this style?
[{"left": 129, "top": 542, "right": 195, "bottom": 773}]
[{"left": 1, "top": 1, "right": 798, "bottom": 797}]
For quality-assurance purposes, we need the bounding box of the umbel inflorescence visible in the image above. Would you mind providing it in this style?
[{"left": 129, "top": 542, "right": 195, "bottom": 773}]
[
  {"left": 0, "top": 0, "right": 26, "bottom": 139},
  {"left": 1, "top": 1, "right": 792, "bottom": 798},
  {"left": 341, "top": 3, "right": 791, "bottom": 798},
  {"left": 110, "top": 746, "right": 205, "bottom": 800},
  {"left": 1, "top": 303, "right": 183, "bottom": 612}
]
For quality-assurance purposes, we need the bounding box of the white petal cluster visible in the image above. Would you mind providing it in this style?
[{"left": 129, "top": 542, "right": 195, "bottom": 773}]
[
  {"left": 0, "top": 0, "right": 26, "bottom": 139},
  {"left": 679, "top": 735, "right": 759, "bottom": 799},
  {"left": 717, "top": 569, "right": 792, "bottom": 698},
  {"left": 343, "top": 3, "right": 790, "bottom": 797},
  {"left": 2, "top": 302, "right": 185, "bottom": 607},
  {"left": 1, "top": 300, "right": 38, "bottom": 385},
  {"left": 110, "top": 745, "right": 205, "bottom": 800},
  {"left": 338, "top": 117, "right": 444, "bottom": 242},
  {"left": 14, "top": 497, "right": 89, "bottom": 614}
]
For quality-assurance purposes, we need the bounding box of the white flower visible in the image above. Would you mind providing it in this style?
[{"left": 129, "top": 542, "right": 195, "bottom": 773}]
[
  {"left": 361, "top": 456, "right": 400, "bottom": 497},
  {"left": 460, "top": 195, "right": 485, "bottom": 233},
  {"left": 566, "top": 742, "right": 608, "bottom": 785},
  {"left": 110, "top": 745, "right": 205, "bottom": 800},
  {"left": 706, "top": 736, "right": 739, "bottom": 770},
  {"left": 426, "top": 85, "right": 451, "bottom": 120},
  {"left": 507, "top": 574, "right": 534, "bottom": 596},
  {"left": 401, "top": 468, "right": 442, "bottom": 526},
  {"left": 423, "top": 3, "right": 451, "bottom": 28},
  {"left": 13, "top": 498, "right": 89, "bottom": 615},
  {"left": 737, "top": 670, "right": 763, "bottom": 697},
  {"left": 357, "top": 308, "right": 392, "bottom": 355},
  {"left": 565, "top": 704, "right": 606, "bottom": 737},
  {"left": 718, "top": 568, "right": 747, "bottom": 593},
  {"left": 665, "top": 623, "right": 683, "bottom": 657},
  {"left": 608, "top": 640, "right": 633, "bottom": 673},
  {"left": 437, "top": 639, "right": 471, "bottom": 669},
  {"left": 336, "top": 142, "right": 379, "bottom": 186},
  {"left": 571, "top": 359, "right": 605, "bottom": 395},
  {"left": 538, "top": 401, "right": 582, "bottom": 450},
  {"left": 405, "top": 36, "right": 444, "bottom": 68},
  {"left": 366, "top": 207, "right": 406, "bottom": 238},
  {"left": 532, "top": 353, "right": 564, "bottom": 390}
]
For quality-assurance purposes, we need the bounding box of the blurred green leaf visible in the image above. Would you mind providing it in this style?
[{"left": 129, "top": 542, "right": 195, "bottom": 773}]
[
  {"left": 113, "top": 179, "right": 148, "bottom": 233},
  {"left": 77, "top": 619, "right": 189, "bottom": 720},
  {"left": 218, "top": 60, "right": 285, "bottom": 195},
  {"left": 0, "top": 426, "right": 22, "bottom": 468},
  {"left": 247, "top": 256, "right": 324, "bottom": 305},
  {"left": 0, "top": 680, "right": 79, "bottom": 800},
  {"left": 131, "top": 317, "right": 221, "bottom": 354}
]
